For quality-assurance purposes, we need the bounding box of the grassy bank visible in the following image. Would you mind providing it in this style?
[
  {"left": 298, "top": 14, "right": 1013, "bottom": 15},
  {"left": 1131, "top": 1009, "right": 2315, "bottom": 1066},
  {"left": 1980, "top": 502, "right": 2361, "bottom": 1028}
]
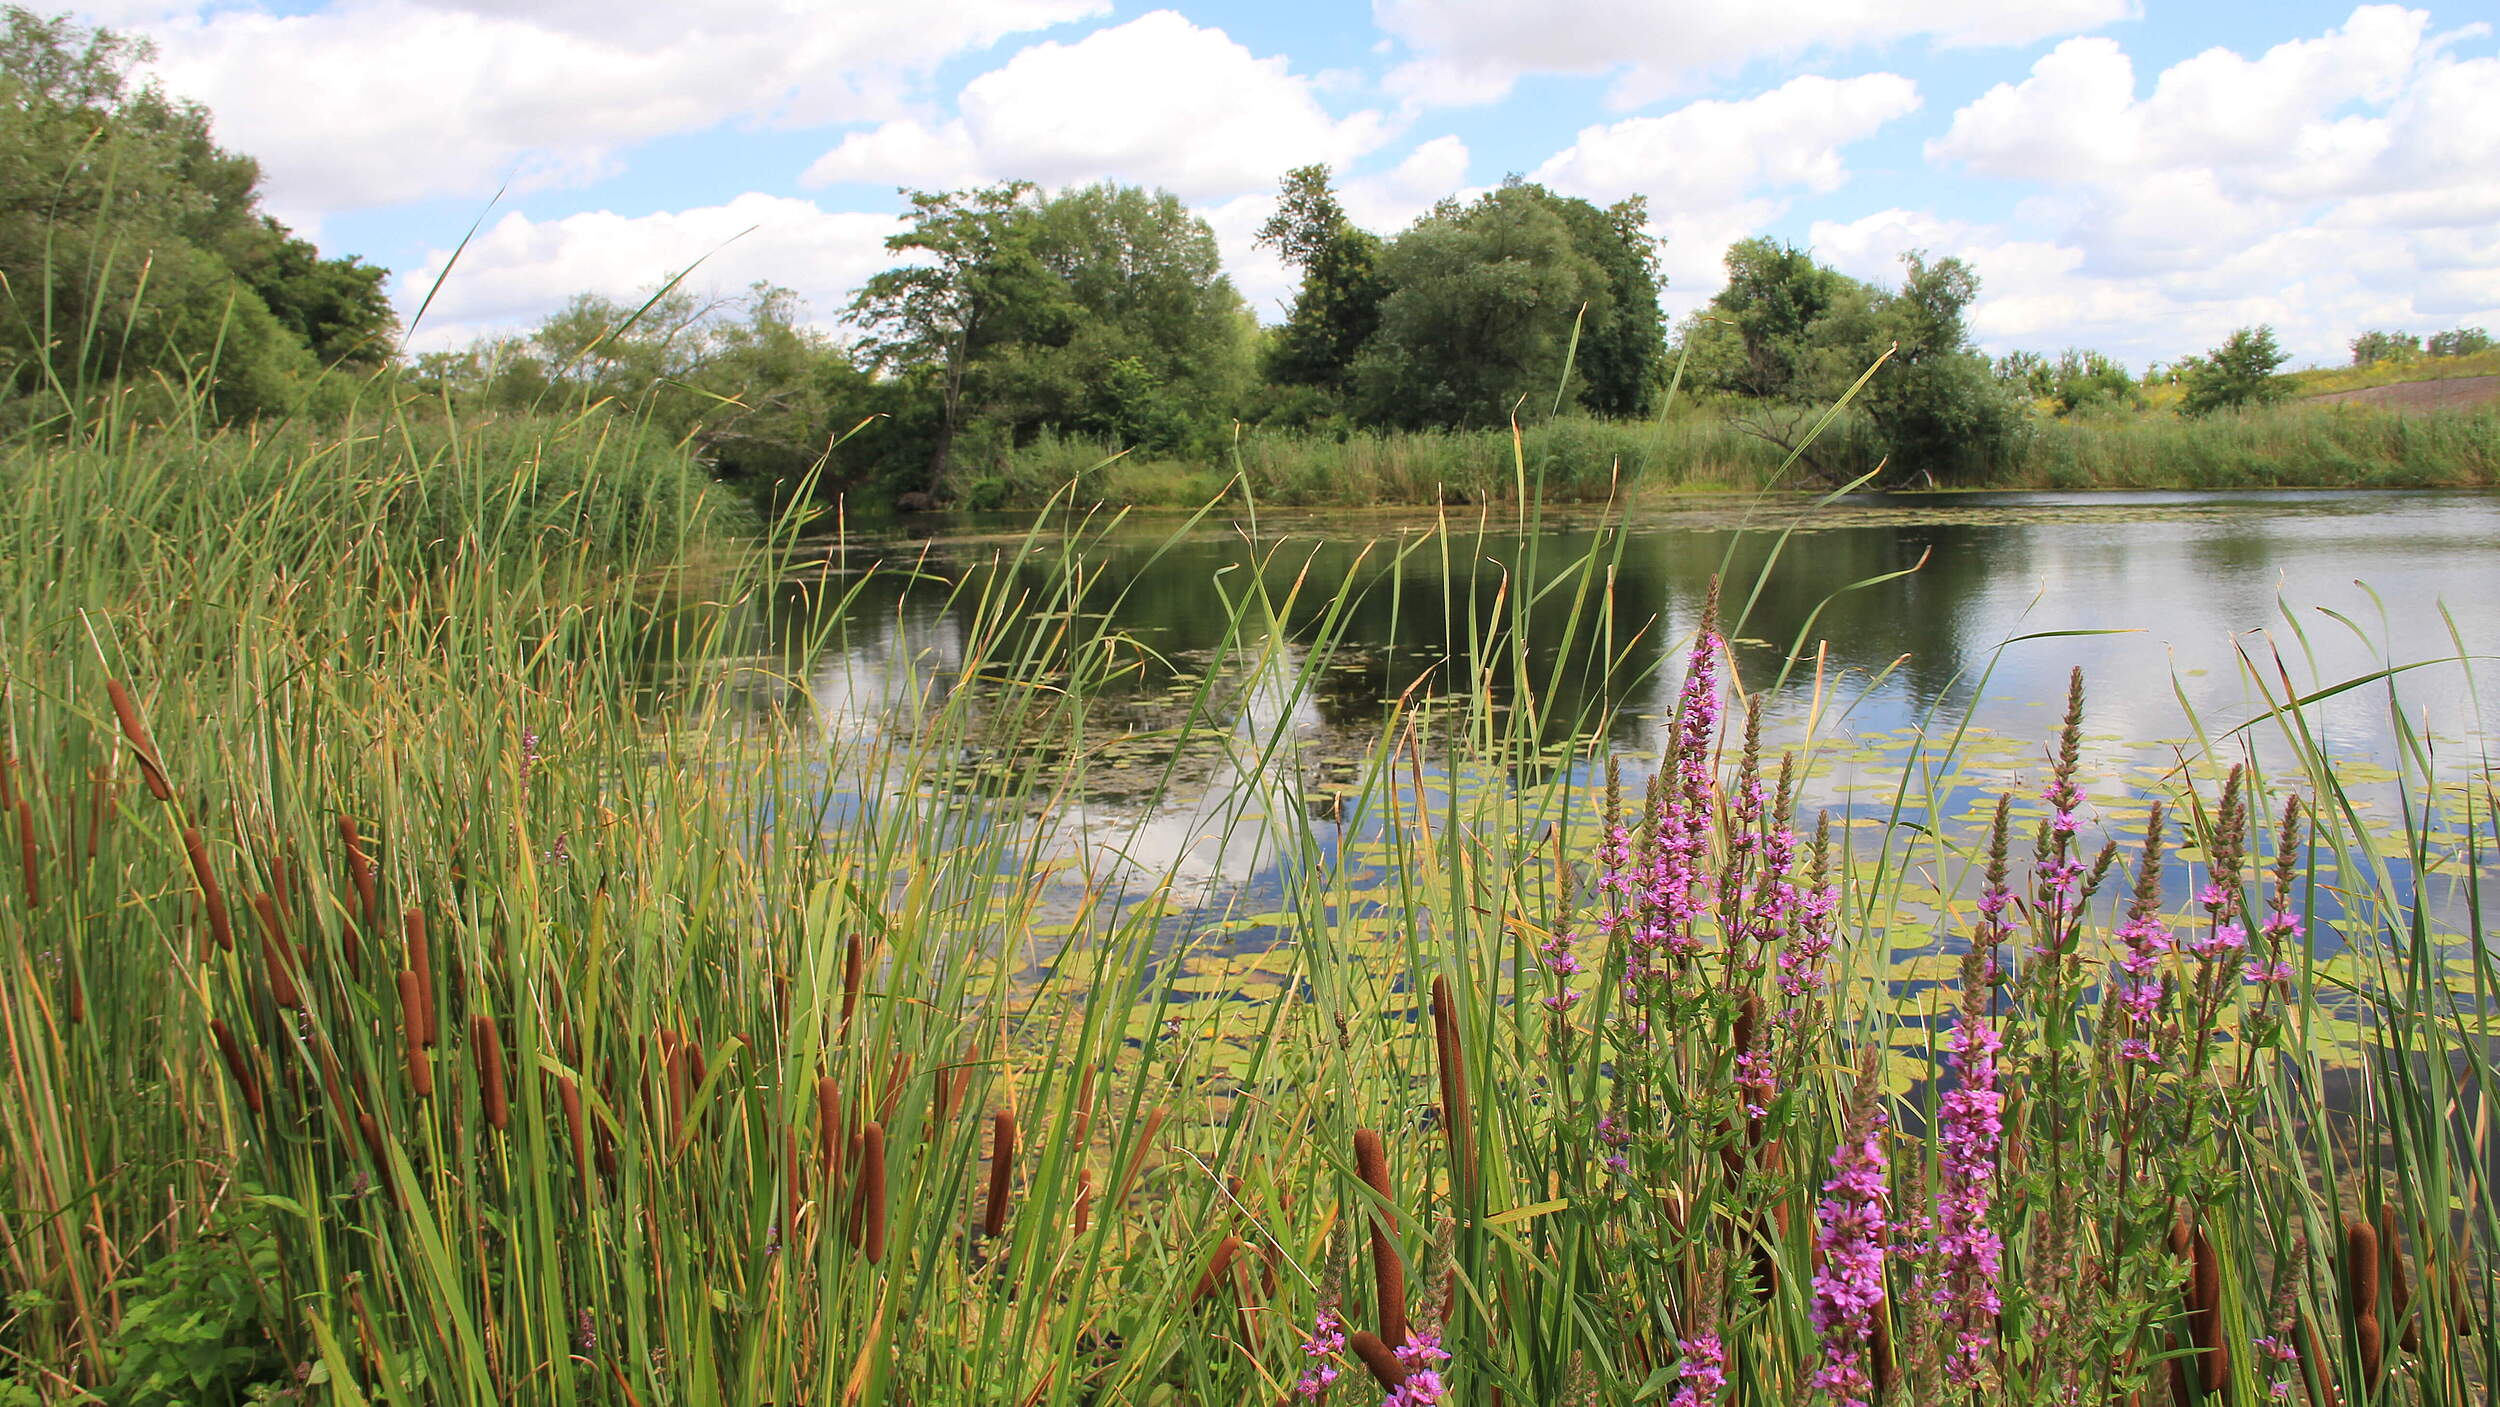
[
  {"left": 1, "top": 403, "right": 2494, "bottom": 1405},
  {"left": 943, "top": 398, "right": 2498, "bottom": 508}
]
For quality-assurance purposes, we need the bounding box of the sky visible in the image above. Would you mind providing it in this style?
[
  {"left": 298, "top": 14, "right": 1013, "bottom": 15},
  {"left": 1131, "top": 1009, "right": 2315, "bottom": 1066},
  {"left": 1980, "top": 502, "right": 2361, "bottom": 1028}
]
[{"left": 72, "top": 1, "right": 2500, "bottom": 370}]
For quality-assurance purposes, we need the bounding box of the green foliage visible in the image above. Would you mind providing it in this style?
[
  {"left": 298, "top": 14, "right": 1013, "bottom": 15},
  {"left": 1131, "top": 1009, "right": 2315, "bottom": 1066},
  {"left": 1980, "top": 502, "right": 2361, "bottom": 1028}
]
[
  {"left": 1256, "top": 165, "right": 1385, "bottom": 397},
  {"left": 2043, "top": 348, "right": 2142, "bottom": 416},
  {"left": 1851, "top": 251, "right": 2025, "bottom": 480},
  {"left": 2427, "top": 325, "right": 2491, "bottom": 358},
  {"left": 1352, "top": 181, "right": 1611, "bottom": 428},
  {"left": 1687, "top": 237, "right": 1869, "bottom": 403},
  {"left": 2351, "top": 329, "right": 2422, "bottom": 366},
  {"left": 0, "top": 7, "right": 394, "bottom": 421},
  {"left": 2180, "top": 324, "right": 2294, "bottom": 416},
  {"left": 844, "top": 180, "right": 1249, "bottom": 492},
  {"left": 98, "top": 1202, "right": 289, "bottom": 1405}
]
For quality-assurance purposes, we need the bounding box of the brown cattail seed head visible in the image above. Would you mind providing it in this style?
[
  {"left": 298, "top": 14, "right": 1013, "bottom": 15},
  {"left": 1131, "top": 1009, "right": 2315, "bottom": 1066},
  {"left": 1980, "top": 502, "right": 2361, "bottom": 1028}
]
[
  {"left": 983, "top": 1109, "right": 1017, "bottom": 1238},
  {"left": 471, "top": 1014, "right": 508, "bottom": 1131},
  {"left": 403, "top": 913, "right": 435, "bottom": 1046},
  {"left": 1195, "top": 1235, "right": 1243, "bottom": 1304},
  {"left": 1353, "top": 1127, "right": 1408, "bottom": 1349},
  {"left": 2347, "top": 1218, "right": 2384, "bottom": 1388},
  {"left": 2381, "top": 1204, "right": 2419, "bottom": 1355},
  {"left": 2190, "top": 1224, "right": 2229, "bottom": 1395},
  {"left": 107, "top": 680, "right": 173, "bottom": 802},
  {"left": 251, "top": 894, "right": 301, "bottom": 1009},
  {"left": 183, "top": 827, "right": 234, "bottom": 952},
  {"left": 15, "top": 797, "right": 36, "bottom": 910},
  {"left": 210, "top": 1018, "right": 260, "bottom": 1114},
  {"left": 858, "top": 1122, "right": 888, "bottom": 1263},
  {"left": 397, "top": 971, "right": 434, "bottom": 1099},
  {"left": 1349, "top": 1330, "right": 1409, "bottom": 1389}
]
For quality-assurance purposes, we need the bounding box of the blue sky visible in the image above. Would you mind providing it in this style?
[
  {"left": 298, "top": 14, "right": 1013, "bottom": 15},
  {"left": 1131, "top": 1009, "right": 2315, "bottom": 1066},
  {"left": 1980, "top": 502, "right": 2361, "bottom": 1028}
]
[{"left": 81, "top": 1, "right": 2500, "bottom": 369}]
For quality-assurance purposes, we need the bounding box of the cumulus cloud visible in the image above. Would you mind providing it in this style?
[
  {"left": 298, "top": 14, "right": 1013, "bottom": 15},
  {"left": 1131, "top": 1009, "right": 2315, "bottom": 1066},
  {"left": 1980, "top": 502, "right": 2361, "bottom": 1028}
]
[
  {"left": 1375, "top": 0, "right": 2129, "bottom": 109},
  {"left": 1532, "top": 73, "right": 1920, "bottom": 206},
  {"left": 1916, "top": 4, "right": 2500, "bottom": 363},
  {"left": 804, "top": 11, "right": 1390, "bottom": 200},
  {"left": 1521, "top": 75, "right": 1920, "bottom": 321},
  {"left": 393, "top": 193, "right": 902, "bottom": 353},
  {"left": 127, "top": 0, "right": 1106, "bottom": 222}
]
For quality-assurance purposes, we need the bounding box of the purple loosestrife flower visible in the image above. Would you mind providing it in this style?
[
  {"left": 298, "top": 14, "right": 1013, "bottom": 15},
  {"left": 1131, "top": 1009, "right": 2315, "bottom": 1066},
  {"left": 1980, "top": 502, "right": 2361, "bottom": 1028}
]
[
  {"left": 1812, "top": 1081, "right": 1891, "bottom": 1407},
  {"left": 1645, "top": 624, "right": 1724, "bottom": 965},
  {"left": 1380, "top": 1333, "right": 1450, "bottom": 1406},
  {"left": 1735, "top": 1049, "right": 1778, "bottom": 1122},
  {"left": 1295, "top": 1308, "right": 1347, "bottom": 1398},
  {"left": 2254, "top": 1334, "right": 2298, "bottom": 1401},
  {"left": 1668, "top": 1332, "right": 1727, "bottom": 1407},
  {"left": 1928, "top": 1018, "right": 2005, "bottom": 1387}
]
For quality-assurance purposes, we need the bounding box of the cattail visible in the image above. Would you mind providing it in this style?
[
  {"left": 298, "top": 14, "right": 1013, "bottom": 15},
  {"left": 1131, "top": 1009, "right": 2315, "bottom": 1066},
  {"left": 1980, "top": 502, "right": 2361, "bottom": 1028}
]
[
  {"left": 817, "top": 1076, "right": 845, "bottom": 1183},
  {"left": 2381, "top": 1205, "right": 2418, "bottom": 1354},
  {"left": 557, "top": 1075, "right": 587, "bottom": 1171},
  {"left": 0, "top": 735, "right": 13, "bottom": 813},
  {"left": 1072, "top": 1067, "right": 1095, "bottom": 1148},
  {"left": 15, "top": 796, "right": 36, "bottom": 910},
  {"left": 1074, "top": 1167, "right": 1094, "bottom": 1236},
  {"left": 107, "top": 679, "right": 172, "bottom": 802},
  {"left": 1113, "top": 1104, "right": 1169, "bottom": 1207},
  {"left": 1195, "top": 1234, "right": 1243, "bottom": 1304},
  {"left": 983, "top": 1109, "right": 1017, "bottom": 1238},
  {"left": 660, "top": 1029, "right": 690, "bottom": 1148},
  {"left": 1430, "top": 974, "right": 1475, "bottom": 1207},
  {"left": 877, "top": 1052, "right": 910, "bottom": 1128},
  {"left": 358, "top": 1111, "right": 387, "bottom": 1170},
  {"left": 251, "top": 894, "right": 301, "bottom": 1009},
  {"left": 182, "top": 827, "right": 234, "bottom": 952},
  {"left": 856, "top": 1121, "right": 887, "bottom": 1262},
  {"left": 397, "top": 971, "right": 433, "bottom": 1098},
  {"left": 471, "top": 1014, "right": 508, "bottom": 1131},
  {"left": 2190, "top": 1223, "right": 2229, "bottom": 1395},
  {"left": 2303, "top": 1309, "right": 2342, "bottom": 1407},
  {"left": 86, "top": 767, "right": 113, "bottom": 862},
  {"left": 1354, "top": 1127, "right": 1408, "bottom": 1349},
  {"left": 1349, "top": 1330, "right": 1409, "bottom": 1390},
  {"left": 210, "top": 1018, "right": 261, "bottom": 1114},
  {"left": 64, "top": 969, "right": 83, "bottom": 1025},
  {"left": 840, "top": 931, "right": 865, "bottom": 1033},
  {"left": 403, "top": 913, "right": 435, "bottom": 1046},
  {"left": 337, "top": 816, "right": 376, "bottom": 968},
  {"left": 2346, "top": 1218, "right": 2383, "bottom": 1389}
]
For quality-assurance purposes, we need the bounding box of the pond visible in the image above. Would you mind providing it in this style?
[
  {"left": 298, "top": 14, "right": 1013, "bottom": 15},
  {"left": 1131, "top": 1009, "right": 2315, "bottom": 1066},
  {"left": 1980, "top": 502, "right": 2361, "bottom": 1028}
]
[{"left": 683, "top": 488, "right": 2500, "bottom": 958}]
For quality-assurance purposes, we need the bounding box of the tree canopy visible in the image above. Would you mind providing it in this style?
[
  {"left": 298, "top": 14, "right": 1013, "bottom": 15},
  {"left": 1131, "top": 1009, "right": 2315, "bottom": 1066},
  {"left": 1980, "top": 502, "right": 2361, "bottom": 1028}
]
[{"left": 0, "top": 6, "right": 396, "bottom": 419}]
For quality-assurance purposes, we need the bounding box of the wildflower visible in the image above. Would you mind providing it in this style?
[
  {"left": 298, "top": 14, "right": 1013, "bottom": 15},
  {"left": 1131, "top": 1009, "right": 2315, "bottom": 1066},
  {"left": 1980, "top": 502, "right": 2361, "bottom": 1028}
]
[
  {"left": 1295, "top": 1308, "right": 1347, "bottom": 1398},
  {"left": 1928, "top": 1018, "right": 2004, "bottom": 1387},
  {"left": 2254, "top": 1334, "right": 2297, "bottom": 1401},
  {"left": 1734, "top": 1049, "right": 1778, "bottom": 1121},
  {"left": 1812, "top": 1076, "right": 1890, "bottom": 1407},
  {"left": 1668, "top": 1332, "right": 1727, "bottom": 1407},
  {"left": 1382, "top": 1333, "right": 1451, "bottom": 1405}
]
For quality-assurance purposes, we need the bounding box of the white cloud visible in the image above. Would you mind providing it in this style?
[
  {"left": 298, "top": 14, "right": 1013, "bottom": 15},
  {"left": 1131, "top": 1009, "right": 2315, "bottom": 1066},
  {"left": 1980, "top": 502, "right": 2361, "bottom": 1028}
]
[
  {"left": 1532, "top": 73, "right": 1920, "bottom": 206},
  {"left": 1914, "top": 6, "right": 2500, "bottom": 364},
  {"left": 129, "top": 0, "right": 1106, "bottom": 222},
  {"left": 393, "top": 193, "right": 902, "bottom": 353},
  {"left": 1374, "top": 0, "right": 2129, "bottom": 109},
  {"left": 803, "top": 11, "right": 1391, "bottom": 200}
]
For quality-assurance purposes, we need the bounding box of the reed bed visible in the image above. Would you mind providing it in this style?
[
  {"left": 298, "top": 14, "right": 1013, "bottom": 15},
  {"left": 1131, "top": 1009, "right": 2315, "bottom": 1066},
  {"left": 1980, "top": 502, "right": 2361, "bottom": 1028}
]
[{"left": 0, "top": 393, "right": 2492, "bottom": 1407}]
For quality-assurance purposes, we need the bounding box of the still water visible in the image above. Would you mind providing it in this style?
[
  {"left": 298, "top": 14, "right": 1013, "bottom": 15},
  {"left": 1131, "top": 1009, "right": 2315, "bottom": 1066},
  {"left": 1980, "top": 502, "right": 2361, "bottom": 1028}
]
[{"left": 699, "top": 489, "right": 2500, "bottom": 944}]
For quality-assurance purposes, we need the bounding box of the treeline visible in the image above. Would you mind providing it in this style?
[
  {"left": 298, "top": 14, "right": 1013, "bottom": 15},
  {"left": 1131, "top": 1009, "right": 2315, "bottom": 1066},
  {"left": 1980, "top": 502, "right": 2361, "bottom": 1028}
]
[
  {"left": 7, "top": 6, "right": 2489, "bottom": 518},
  {"left": 0, "top": 9, "right": 396, "bottom": 423}
]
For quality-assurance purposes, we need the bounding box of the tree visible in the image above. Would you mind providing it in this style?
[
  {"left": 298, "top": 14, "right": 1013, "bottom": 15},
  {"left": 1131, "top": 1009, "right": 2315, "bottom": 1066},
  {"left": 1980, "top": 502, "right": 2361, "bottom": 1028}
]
[
  {"left": 1352, "top": 182, "right": 1612, "bottom": 429},
  {"left": 2045, "top": 348, "right": 2140, "bottom": 416},
  {"left": 2349, "top": 330, "right": 2420, "bottom": 367},
  {"left": 2179, "top": 326, "right": 2292, "bottom": 416},
  {"left": 2428, "top": 326, "right": 2492, "bottom": 358},
  {"left": 0, "top": 7, "right": 395, "bottom": 417},
  {"left": 1689, "top": 238, "right": 1865, "bottom": 403},
  {"left": 1255, "top": 165, "right": 1386, "bottom": 396},
  {"left": 845, "top": 182, "right": 1058, "bottom": 480},
  {"left": 1854, "top": 252, "right": 2025, "bottom": 481}
]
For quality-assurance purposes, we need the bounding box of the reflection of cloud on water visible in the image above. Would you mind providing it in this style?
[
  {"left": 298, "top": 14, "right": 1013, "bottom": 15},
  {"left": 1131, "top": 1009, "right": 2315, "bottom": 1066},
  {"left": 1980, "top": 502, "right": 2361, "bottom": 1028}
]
[{"left": 1053, "top": 627, "right": 1322, "bottom": 898}]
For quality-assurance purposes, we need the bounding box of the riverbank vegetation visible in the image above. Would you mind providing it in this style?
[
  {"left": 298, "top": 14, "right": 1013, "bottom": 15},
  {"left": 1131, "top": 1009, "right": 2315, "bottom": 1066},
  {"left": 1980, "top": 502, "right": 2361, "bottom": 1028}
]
[{"left": 3, "top": 377, "right": 2494, "bottom": 1401}]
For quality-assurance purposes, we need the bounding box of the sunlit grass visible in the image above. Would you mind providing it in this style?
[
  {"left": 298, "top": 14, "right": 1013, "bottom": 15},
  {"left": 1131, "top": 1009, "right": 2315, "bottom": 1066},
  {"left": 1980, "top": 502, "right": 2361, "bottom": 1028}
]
[{"left": 0, "top": 382, "right": 2493, "bottom": 1406}]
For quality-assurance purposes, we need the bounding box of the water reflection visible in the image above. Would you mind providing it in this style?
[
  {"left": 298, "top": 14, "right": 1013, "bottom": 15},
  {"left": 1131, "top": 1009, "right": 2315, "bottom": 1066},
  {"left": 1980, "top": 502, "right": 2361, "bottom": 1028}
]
[{"left": 658, "top": 489, "right": 2500, "bottom": 936}]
